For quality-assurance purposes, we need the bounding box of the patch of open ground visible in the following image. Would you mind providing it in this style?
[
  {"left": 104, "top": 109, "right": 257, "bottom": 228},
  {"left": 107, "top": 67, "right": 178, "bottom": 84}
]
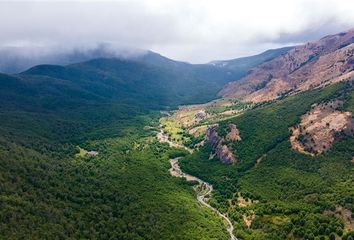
[
  {"left": 324, "top": 206, "right": 354, "bottom": 232},
  {"left": 159, "top": 118, "right": 189, "bottom": 144},
  {"left": 255, "top": 154, "right": 267, "bottom": 167},
  {"left": 188, "top": 125, "right": 209, "bottom": 137},
  {"left": 75, "top": 147, "right": 99, "bottom": 158},
  {"left": 236, "top": 192, "right": 254, "bottom": 207},
  {"left": 75, "top": 147, "right": 88, "bottom": 157},
  {"left": 243, "top": 213, "right": 255, "bottom": 228},
  {"left": 160, "top": 99, "right": 253, "bottom": 145},
  {"left": 226, "top": 124, "right": 241, "bottom": 141},
  {"left": 290, "top": 100, "right": 354, "bottom": 155},
  {"left": 233, "top": 192, "right": 258, "bottom": 227}
]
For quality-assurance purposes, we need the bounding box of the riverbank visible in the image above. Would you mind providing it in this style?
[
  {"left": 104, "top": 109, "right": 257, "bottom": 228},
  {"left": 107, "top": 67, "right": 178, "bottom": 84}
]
[{"left": 157, "top": 127, "right": 237, "bottom": 240}]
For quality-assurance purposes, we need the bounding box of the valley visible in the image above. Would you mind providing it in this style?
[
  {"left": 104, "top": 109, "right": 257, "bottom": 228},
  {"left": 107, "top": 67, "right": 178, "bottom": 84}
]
[
  {"left": 1, "top": 27, "right": 354, "bottom": 240},
  {"left": 169, "top": 157, "right": 237, "bottom": 240},
  {"left": 158, "top": 127, "right": 237, "bottom": 240}
]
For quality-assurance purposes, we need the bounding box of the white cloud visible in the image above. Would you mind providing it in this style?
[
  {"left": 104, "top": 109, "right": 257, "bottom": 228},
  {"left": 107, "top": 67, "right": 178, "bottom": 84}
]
[{"left": 1, "top": 0, "right": 354, "bottom": 62}]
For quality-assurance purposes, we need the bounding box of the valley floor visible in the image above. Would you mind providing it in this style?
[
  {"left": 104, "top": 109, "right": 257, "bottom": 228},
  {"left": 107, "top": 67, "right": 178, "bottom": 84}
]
[{"left": 157, "top": 127, "right": 237, "bottom": 240}]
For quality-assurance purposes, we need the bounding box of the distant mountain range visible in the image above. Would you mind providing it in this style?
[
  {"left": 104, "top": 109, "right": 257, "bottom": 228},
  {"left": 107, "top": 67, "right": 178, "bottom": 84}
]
[
  {"left": 0, "top": 44, "right": 290, "bottom": 74},
  {"left": 6, "top": 28, "right": 354, "bottom": 108},
  {"left": 209, "top": 46, "right": 293, "bottom": 72},
  {"left": 0, "top": 45, "right": 290, "bottom": 112}
]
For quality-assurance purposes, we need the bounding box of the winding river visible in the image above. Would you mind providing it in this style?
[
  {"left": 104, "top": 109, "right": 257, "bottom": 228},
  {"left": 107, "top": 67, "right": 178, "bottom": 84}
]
[{"left": 157, "top": 128, "right": 237, "bottom": 240}]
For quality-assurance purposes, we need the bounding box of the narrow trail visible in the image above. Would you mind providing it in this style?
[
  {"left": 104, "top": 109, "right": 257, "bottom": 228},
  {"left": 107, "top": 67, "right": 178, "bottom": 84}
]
[{"left": 157, "top": 127, "right": 237, "bottom": 240}]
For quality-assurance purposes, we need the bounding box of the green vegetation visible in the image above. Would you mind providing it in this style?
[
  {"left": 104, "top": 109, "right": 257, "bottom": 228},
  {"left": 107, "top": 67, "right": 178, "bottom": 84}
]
[
  {"left": 205, "top": 101, "right": 253, "bottom": 115},
  {"left": 0, "top": 116, "right": 229, "bottom": 239},
  {"left": 1, "top": 50, "right": 354, "bottom": 239},
  {"left": 160, "top": 117, "right": 190, "bottom": 143},
  {"left": 75, "top": 146, "right": 88, "bottom": 157},
  {"left": 180, "top": 81, "right": 354, "bottom": 239},
  {"left": 0, "top": 58, "right": 240, "bottom": 239}
]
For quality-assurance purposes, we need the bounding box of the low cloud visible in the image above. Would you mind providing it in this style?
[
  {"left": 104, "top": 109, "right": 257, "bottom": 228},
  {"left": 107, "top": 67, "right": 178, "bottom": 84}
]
[{"left": 1, "top": 0, "right": 354, "bottom": 63}]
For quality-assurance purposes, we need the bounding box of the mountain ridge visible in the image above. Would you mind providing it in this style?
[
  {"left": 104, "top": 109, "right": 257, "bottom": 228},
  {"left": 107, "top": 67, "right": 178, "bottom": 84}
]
[
  {"left": 209, "top": 46, "right": 293, "bottom": 70},
  {"left": 220, "top": 28, "right": 354, "bottom": 102}
]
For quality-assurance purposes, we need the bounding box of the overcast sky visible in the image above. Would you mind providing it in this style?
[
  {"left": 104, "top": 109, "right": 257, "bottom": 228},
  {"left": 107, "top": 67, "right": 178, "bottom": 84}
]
[{"left": 1, "top": 0, "right": 354, "bottom": 63}]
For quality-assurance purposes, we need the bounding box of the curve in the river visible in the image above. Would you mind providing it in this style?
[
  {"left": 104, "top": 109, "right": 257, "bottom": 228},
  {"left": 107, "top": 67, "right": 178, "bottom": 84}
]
[{"left": 157, "top": 127, "right": 237, "bottom": 240}]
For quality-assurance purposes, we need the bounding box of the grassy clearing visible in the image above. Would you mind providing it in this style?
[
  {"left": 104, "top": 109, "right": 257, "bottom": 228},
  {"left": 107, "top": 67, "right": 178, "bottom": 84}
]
[
  {"left": 75, "top": 146, "right": 88, "bottom": 157},
  {"left": 160, "top": 117, "right": 189, "bottom": 143}
]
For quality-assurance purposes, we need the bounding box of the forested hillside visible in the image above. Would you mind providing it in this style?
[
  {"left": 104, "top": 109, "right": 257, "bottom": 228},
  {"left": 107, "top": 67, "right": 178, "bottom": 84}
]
[
  {"left": 0, "top": 111, "right": 231, "bottom": 239},
  {"left": 180, "top": 81, "right": 354, "bottom": 240},
  {"left": 0, "top": 55, "right": 243, "bottom": 238}
]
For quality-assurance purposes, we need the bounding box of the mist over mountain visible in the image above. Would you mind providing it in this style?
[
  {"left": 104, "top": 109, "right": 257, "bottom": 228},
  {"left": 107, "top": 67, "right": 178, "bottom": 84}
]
[{"left": 0, "top": 44, "right": 148, "bottom": 73}]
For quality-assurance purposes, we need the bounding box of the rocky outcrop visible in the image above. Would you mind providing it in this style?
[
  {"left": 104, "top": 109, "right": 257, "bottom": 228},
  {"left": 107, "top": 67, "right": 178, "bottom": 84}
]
[
  {"left": 220, "top": 29, "right": 354, "bottom": 103},
  {"left": 226, "top": 124, "right": 241, "bottom": 141},
  {"left": 290, "top": 100, "right": 354, "bottom": 155},
  {"left": 205, "top": 124, "right": 236, "bottom": 164},
  {"left": 194, "top": 110, "right": 207, "bottom": 120}
]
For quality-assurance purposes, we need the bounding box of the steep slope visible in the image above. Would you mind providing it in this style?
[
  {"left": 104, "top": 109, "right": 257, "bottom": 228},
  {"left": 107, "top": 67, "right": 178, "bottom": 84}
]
[{"left": 220, "top": 29, "right": 354, "bottom": 102}]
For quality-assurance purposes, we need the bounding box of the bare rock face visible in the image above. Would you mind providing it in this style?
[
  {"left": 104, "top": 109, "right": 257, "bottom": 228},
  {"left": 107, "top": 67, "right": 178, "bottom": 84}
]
[
  {"left": 206, "top": 125, "right": 223, "bottom": 147},
  {"left": 205, "top": 124, "right": 236, "bottom": 164},
  {"left": 226, "top": 123, "right": 241, "bottom": 141},
  {"left": 220, "top": 29, "right": 354, "bottom": 103},
  {"left": 194, "top": 110, "right": 207, "bottom": 120},
  {"left": 290, "top": 100, "right": 354, "bottom": 155}
]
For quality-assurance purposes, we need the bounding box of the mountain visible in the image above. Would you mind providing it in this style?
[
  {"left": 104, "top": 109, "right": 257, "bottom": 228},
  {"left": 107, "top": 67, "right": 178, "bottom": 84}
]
[
  {"left": 1, "top": 48, "right": 289, "bottom": 150},
  {"left": 209, "top": 46, "right": 293, "bottom": 72},
  {"left": 0, "top": 57, "right": 235, "bottom": 150},
  {"left": 2, "top": 47, "right": 290, "bottom": 110},
  {"left": 0, "top": 47, "right": 142, "bottom": 74},
  {"left": 16, "top": 58, "right": 233, "bottom": 107},
  {"left": 0, "top": 45, "right": 142, "bottom": 73},
  {"left": 220, "top": 29, "right": 354, "bottom": 102}
]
